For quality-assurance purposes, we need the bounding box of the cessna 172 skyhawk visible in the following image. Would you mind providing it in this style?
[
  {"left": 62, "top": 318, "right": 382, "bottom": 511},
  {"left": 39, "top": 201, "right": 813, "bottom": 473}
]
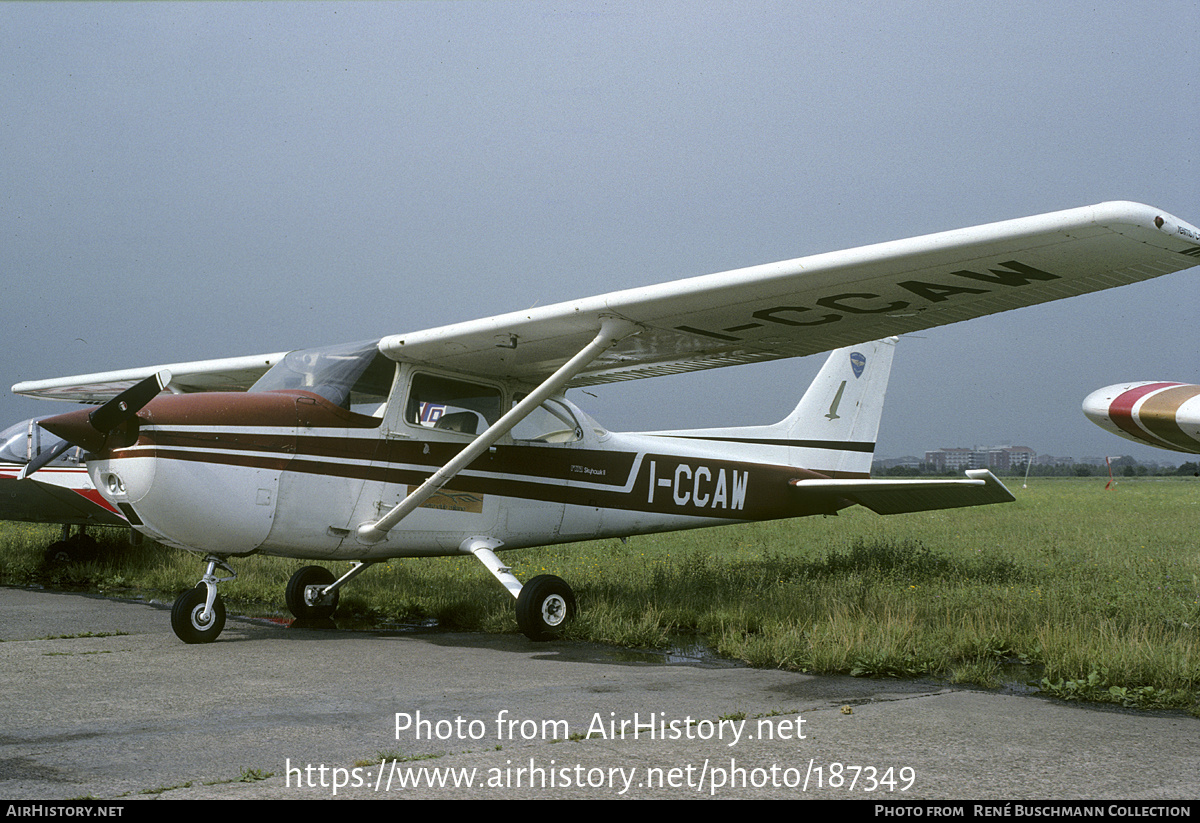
[{"left": 13, "top": 201, "right": 1200, "bottom": 644}]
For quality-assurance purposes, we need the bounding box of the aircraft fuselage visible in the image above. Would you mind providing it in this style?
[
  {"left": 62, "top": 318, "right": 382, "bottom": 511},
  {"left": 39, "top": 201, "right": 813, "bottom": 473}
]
[{"left": 77, "top": 387, "right": 855, "bottom": 561}]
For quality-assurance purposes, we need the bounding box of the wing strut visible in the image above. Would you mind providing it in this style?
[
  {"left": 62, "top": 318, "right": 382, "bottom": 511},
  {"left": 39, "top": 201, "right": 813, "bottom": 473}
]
[{"left": 355, "top": 317, "right": 639, "bottom": 545}]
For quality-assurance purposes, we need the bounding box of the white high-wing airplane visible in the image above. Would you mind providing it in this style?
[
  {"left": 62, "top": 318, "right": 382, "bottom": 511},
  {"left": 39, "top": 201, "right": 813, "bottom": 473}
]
[
  {"left": 1083, "top": 382, "right": 1200, "bottom": 454},
  {"left": 13, "top": 201, "right": 1200, "bottom": 644}
]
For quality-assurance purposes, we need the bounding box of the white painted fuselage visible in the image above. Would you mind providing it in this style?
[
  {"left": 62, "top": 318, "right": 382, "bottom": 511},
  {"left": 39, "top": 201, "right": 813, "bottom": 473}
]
[{"left": 84, "top": 342, "right": 896, "bottom": 561}]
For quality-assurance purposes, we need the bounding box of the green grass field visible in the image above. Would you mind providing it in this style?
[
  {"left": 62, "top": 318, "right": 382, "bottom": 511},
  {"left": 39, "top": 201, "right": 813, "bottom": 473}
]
[{"left": 3, "top": 477, "right": 1197, "bottom": 713}]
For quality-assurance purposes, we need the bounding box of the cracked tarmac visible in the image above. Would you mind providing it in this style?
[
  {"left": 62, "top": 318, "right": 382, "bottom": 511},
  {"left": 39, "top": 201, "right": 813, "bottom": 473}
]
[{"left": 2, "top": 586, "right": 1196, "bottom": 800}]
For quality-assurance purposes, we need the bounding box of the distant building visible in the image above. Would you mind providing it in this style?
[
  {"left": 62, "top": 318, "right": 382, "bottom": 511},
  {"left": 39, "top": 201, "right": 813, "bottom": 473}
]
[
  {"left": 924, "top": 447, "right": 971, "bottom": 472},
  {"left": 1034, "top": 454, "right": 1074, "bottom": 466},
  {"left": 925, "top": 445, "right": 1035, "bottom": 472},
  {"left": 986, "top": 445, "right": 1035, "bottom": 471},
  {"left": 874, "top": 455, "right": 923, "bottom": 470}
]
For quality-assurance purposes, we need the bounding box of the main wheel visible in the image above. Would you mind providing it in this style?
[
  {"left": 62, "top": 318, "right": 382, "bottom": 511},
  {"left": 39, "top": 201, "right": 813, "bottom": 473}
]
[
  {"left": 43, "top": 534, "right": 99, "bottom": 564},
  {"left": 171, "top": 585, "right": 226, "bottom": 644},
  {"left": 43, "top": 540, "right": 72, "bottom": 565},
  {"left": 516, "top": 574, "right": 576, "bottom": 641},
  {"left": 286, "top": 566, "right": 339, "bottom": 619}
]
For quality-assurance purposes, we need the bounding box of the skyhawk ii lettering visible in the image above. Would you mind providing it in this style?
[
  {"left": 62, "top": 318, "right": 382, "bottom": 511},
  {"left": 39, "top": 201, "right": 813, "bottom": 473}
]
[{"left": 11, "top": 201, "right": 1200, "bottom": 644}]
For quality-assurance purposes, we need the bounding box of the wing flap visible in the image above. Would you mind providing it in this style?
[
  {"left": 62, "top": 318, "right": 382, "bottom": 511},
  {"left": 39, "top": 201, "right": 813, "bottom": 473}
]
[{"left": 791, "top": 469, "right": 1015, "bottom": 515}]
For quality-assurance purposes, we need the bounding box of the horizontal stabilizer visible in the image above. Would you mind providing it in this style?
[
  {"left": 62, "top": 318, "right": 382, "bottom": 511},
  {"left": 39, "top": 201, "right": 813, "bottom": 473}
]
[{"left": 791, "top": 469, "right": 1014, "bottom": 515}]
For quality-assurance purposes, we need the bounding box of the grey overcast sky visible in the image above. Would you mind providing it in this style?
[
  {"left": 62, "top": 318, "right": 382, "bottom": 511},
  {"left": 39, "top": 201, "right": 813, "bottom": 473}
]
[{"left": 2, "top": 2, "right": 1197, "bottom": 462}]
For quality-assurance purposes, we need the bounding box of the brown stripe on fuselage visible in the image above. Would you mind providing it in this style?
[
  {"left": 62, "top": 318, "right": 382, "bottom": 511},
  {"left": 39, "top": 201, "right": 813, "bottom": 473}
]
[
  {"left": 111, "top": 431, "right": 864, "bottom": 522},
  {"left": 138, "top": 389, "right": 385, "bottom": 430},
  {"left": 1109, "top": 382, "right": 1179, "bottom": 447},
  {"left": 135, "top": 428, "right": 640, "bottom": 486}
]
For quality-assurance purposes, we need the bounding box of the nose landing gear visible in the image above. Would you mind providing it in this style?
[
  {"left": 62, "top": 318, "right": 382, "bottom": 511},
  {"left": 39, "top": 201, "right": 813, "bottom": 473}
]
[{"left": 170, "top": 556, "right": 235, "bottom": 644}]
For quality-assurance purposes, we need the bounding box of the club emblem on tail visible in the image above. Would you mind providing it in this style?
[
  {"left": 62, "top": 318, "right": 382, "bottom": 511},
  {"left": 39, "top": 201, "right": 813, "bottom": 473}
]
[{"left": 850, "top": 351, "right": 866, "bottom": 378}]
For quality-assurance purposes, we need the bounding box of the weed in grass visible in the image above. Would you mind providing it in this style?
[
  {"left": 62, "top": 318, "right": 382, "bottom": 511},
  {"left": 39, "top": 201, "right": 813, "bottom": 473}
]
[
  {"left": 355, "top": 749, "right": 442, "bottom": 766},
  {"left": 948, "top": 658, "right": 1003, "bottom": 689}
]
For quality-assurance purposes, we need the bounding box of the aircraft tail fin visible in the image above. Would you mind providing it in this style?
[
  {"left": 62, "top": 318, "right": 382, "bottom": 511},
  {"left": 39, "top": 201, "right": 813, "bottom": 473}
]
[{"left": 773, "top": 337, "right": 896, "bottom": 475}]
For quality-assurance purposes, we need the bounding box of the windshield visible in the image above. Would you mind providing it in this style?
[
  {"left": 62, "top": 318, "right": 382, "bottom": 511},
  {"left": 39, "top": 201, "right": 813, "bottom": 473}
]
[{"left": 250, "top": 340, "right": 395, "bottom": 414}]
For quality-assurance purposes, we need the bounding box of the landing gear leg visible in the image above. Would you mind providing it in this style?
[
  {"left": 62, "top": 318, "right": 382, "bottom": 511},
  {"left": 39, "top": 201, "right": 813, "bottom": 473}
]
[
  {"left": 466, "top": 539, "right": 576, "bottom": 642},
  {"left": 171, "top": 556, "right": 234, "bottom": 644}
]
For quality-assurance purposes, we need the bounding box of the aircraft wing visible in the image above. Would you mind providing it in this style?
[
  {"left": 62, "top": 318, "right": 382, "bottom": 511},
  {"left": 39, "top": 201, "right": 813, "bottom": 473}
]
[
  {"left": 12, "top": 352, "right": 287, "bottom": 404},
  {"left": 0, "top": 465, "right": 126, "bottom": 526},
  {"left": 791, "top": 469, "right": 1015, "bottom": 515},
  {"left": 377, "top": 201, "right": 1200, "bottom": 386},
  {"left": 13, "top": 202, "right": 1200, "bottom": 399}
]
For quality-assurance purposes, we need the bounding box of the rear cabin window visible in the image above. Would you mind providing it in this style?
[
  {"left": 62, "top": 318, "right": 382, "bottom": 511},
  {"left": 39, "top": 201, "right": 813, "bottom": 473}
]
[
  {"left": 511, "top": 398, "right": 583, "bottom": 443},
  {"left": 406, "top": 374, "right": 502, "bottom": 436}
]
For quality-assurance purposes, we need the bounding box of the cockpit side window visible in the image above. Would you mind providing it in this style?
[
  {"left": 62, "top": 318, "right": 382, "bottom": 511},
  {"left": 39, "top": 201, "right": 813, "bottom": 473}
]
[
  {"left": 510, "top": 395, "right": 607, "bottom": 443},
  {"left": 406, "top": 374, "right": 502, "bottom": 436}
]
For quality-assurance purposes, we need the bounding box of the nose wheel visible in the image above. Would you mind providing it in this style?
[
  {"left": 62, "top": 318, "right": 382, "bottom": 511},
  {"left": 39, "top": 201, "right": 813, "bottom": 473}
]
[
  {"left": 170, "top": 556, "right": 235, "bottom": 644},
  {"left": 171, "top": 584, "right": 226, "bottom": 644}
]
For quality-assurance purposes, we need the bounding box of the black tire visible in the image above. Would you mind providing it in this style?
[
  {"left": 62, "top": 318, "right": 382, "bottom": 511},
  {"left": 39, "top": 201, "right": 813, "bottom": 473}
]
[
  {"left": 171, "top": 585, "right": 226, "bottom": 644},
  {"left": 285, "top": 566, "right": 339, "bottom": 619},
  {"left": 66, "top": 533, "right": 99, "bottom": 560},
  {"left": 42, "top": 534, "right": 99, "bottom": 565},
  {"left": 516, "top": 574, "right": 576, "bottom": 641},
  {"left": 43, "top": 541, "right": 72, "bottom": 565}
]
